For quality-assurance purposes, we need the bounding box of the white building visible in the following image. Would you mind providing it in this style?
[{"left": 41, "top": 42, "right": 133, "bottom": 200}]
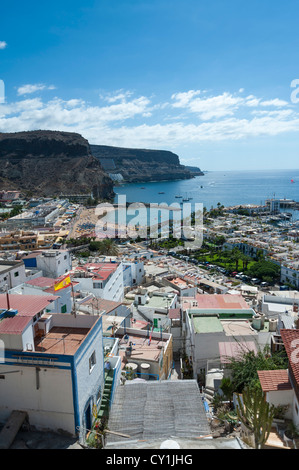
[
  {"left": 260, "top": 329, "right": 299, "bottom": 431},
  {"left": 0, "top": 301, "right": 106, "bottom": 439},
  {"left": 185, "top": 308, "right": 259, "bottom": 378},
  {"left": 0, "top": 260, "right": 27, "bottom": 291},
  {"left": 8, "top": 276, "right": 73, "bottom": 314},
  {"left": 281, "top": 264, "right": 299, "bottom": 289},
  {"left": 123, "top": 260, "right": 145, "bottom": 288},
  {"left": 72, "top": 262, "right": 124, "bottom": 302},
  {"left": 22, "top": 250, "right": 72, "bottom": 279},
  {"left": 134, "top": 290, "right": 178, "bottom": 330}
]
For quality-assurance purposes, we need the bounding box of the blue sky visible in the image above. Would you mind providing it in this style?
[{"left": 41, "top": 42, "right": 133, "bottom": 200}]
[{"left": 0, "top": 0, "right": 299, "bottom": 170}]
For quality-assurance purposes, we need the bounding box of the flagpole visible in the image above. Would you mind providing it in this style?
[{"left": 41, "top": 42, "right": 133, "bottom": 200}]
[{"left": 71, "top": 280, "right": 76, "bottom": 318}]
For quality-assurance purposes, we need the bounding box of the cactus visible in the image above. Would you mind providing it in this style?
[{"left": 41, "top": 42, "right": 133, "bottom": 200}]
[{"left": 236, "top": 386, "right": 275, "bottom": 449}]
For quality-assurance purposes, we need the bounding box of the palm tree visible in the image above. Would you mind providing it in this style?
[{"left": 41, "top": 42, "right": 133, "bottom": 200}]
[
  {"left": 231, "top": 247, "right": 242, "bottom": 271},
  {"left": 242, "top": 254, "right": 252, "bottom": 271},
  {"left": 98, "top": 239, "right": 119, "bottom": 256}
]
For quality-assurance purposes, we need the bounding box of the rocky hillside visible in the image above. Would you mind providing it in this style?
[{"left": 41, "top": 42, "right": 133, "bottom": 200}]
[
  {"left": 90, "top": 144, "right": 194, "bottom": 183},
  {"left": 0, "top": 131, "right": 115, "bottom": 199}
]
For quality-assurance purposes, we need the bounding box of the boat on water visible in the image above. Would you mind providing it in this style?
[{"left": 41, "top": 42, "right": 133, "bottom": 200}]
[
  {"left": 158, "top": 192, "right": 165, "bottom": 194},
  {"left": 182, "top": 193, "right": 191, "bottom": 202},
  {"left": 175, "top": 195, "right": 182, "bottom": 198}
]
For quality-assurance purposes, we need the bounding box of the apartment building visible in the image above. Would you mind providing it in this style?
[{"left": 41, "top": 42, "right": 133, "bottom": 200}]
[
  {"left": 22, "top": 250, "right": 72, "bottom": 279},
  {"left": 0, "top": 260, "right": 27, "bottom": 292},
  {"left": 0, "top": 303, "right": 105, "bottom": 438},
  {"left": 71, "top": 262, "right": 124, "bottom": 302},
  {"left": 0, "top": 231, "right": 39, "bottom": 251}
]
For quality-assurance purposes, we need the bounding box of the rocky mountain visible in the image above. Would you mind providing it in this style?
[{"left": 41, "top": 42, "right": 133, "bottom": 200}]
[
  {"left": 90, "top": 144, "right": 194, "bottom": 183},
  {"left": 0, "top": 131, "right": 115, "bottom": 199},
  {"left": 185, "top": 166, "right": 204, "bottom": 176}
]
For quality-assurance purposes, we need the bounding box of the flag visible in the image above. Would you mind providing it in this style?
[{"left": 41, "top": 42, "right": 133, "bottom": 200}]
[{"left": 54, "top": 275, "right": 71, "bottom": 292}]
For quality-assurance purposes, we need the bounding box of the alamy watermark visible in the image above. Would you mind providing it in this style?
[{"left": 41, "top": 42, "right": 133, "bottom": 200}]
[
  {"left": 95, "top": 195, "right": 204, "bottom": 250},
  {"left": 290, "top": 79, "right": 299, "bottom": 103}
]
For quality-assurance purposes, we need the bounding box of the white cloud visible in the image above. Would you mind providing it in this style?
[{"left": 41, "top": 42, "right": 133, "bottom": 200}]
[
  {"left": 103, "top": 90, "right": 134, "bottom": 103},
  {"left": 0, "top": 41, "right": 7, "bottom": 50},
  {"left": 17, "top": 84, "right": 56, "bottom": 96},
  {"left": 0, "top": 87, "right": 298, "bottom": 150},
  {"left": 260, "top": 98, "right": 289, "bottom": 107}
]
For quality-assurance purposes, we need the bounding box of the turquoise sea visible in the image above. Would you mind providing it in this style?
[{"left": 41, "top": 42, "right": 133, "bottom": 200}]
[{"left": 114, "top": 169, "right": 299, "bottom": 221}]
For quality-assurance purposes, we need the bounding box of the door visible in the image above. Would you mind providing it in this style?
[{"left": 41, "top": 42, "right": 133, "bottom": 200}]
[{"left": 85, "top": 403, "right": 91, "bottom": 432}]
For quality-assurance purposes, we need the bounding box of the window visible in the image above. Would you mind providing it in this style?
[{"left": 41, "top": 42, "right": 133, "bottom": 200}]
[
  {"left": 89, "top": 351, "right": 96, "bottom": 373},
  {"left": 61, "top": 305, "right": 67, "bottom": 314},
  {"left": 93, "top": 282, "right": 102, "bottom": 289},
  {"left": 14, "top": 272, "right": 19, "bottom": 277}
]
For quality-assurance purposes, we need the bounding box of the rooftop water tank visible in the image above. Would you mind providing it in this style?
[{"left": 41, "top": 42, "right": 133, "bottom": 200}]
[
  {"left": 252, "top": 316, "right": 261, "bottom": 331},
  {"left": 140, "top": 363, "right": 151, "bottom": 380},
  {"left": 269, "top": 319, "right": 278, "bottom": 332}
]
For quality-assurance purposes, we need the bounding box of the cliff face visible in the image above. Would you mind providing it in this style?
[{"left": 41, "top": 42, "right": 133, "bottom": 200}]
[
  {"left": 90, "top": 145, "right": 193, "bottom": 183},
  {"left": 185, "top": 166, "right": 204, "bottom": 176},
  {"left": 0, "top": 131, "right": 115, "bottom": 199}
]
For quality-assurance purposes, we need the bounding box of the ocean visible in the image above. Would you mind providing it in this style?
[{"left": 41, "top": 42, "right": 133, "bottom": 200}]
[{"left": 113, "top": 169, "right": 299, "bottom": 220}]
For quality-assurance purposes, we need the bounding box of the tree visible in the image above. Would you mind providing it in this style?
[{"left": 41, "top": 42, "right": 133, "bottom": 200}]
[
  {"left": 219, "top": 377, "right": 234, "bottom": 405},
  {"left": 236, "top": 386, "right": 275, "bottom": 449},
  {"left": 90, "top": 239, "right": 119, "bottom": 256},
  {"left": 227, "top": 347, "right": 288, "bottom": 393},
  {"left": 231, "top": 247, "right": 242, "bottom": 271},
  {"left": 242, "top": 254, "right": 252, "bottom": 271}
]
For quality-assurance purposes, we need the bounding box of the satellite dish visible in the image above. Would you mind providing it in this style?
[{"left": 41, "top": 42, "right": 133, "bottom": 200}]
[{"left": 160, "top": 440, "right": 181, "bottom": 449}]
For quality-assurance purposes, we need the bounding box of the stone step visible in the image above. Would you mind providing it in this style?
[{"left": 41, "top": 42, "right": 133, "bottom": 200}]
[{"left": 203, "top": 389, "right": 215, "bottom": 398}]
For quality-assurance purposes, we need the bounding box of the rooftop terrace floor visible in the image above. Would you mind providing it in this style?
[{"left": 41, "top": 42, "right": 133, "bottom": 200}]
[{"left": 34, "top": 326, "right": 90, "bottom": 355}]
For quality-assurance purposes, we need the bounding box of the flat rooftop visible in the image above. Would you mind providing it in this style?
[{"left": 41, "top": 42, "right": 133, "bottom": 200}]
[
  {"left": 221, "top": 320, "right": 258, "bottom": 337},
  {"left": 192, "top": 315, "right": 224, "bottom": 334},
  {"left": 146, "top": 294, "right": 175, "bottom": 309},
  {"left": 169, "top": 278, "right": 191, "bottom": 289},
  {"left": 34, "top": 326, "right": 90, "bottom": 355},
  {"left": 116, "top": 331, "right": 169, "bottom": 365}
]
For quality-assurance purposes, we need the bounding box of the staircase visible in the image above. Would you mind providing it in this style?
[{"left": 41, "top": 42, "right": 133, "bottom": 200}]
[
  {"left": 98, "top": 370, "right": 114, "bottom": 419},
  {"left": 203, "top": 386, "right": 216, "bottom": 405}
]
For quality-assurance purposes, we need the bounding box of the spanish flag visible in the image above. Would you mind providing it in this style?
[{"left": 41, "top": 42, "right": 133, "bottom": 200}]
[{"left": 54, "top": 275, "right": 72, "bottom": 292}]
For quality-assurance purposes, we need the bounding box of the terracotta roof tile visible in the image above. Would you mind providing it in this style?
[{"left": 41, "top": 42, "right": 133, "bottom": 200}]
[
  {"left": 280, "top": 329, "right": 299, "bottom": 386},
  {"left": 258, "top": 369, "right": 292, "bottom": 392}
]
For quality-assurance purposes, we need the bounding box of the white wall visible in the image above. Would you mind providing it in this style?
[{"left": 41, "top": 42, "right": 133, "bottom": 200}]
[
  {"left": 0, "top": 263, "right": 27, "bottom": 290},
  {"left": 0, "top": 363, "right": 75, "bottom": 434},
  {"left": 292, "top": 394, "right": 299, "bottom": 428},
  {"left": 267, "top": 390, "right": 294, "bottom": 420},
  {"left": 36, "top": 251, "right": 71, "bottom": 279},
  {"left": 74, "top": 263, "right": 124, "bottom": 302}
]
